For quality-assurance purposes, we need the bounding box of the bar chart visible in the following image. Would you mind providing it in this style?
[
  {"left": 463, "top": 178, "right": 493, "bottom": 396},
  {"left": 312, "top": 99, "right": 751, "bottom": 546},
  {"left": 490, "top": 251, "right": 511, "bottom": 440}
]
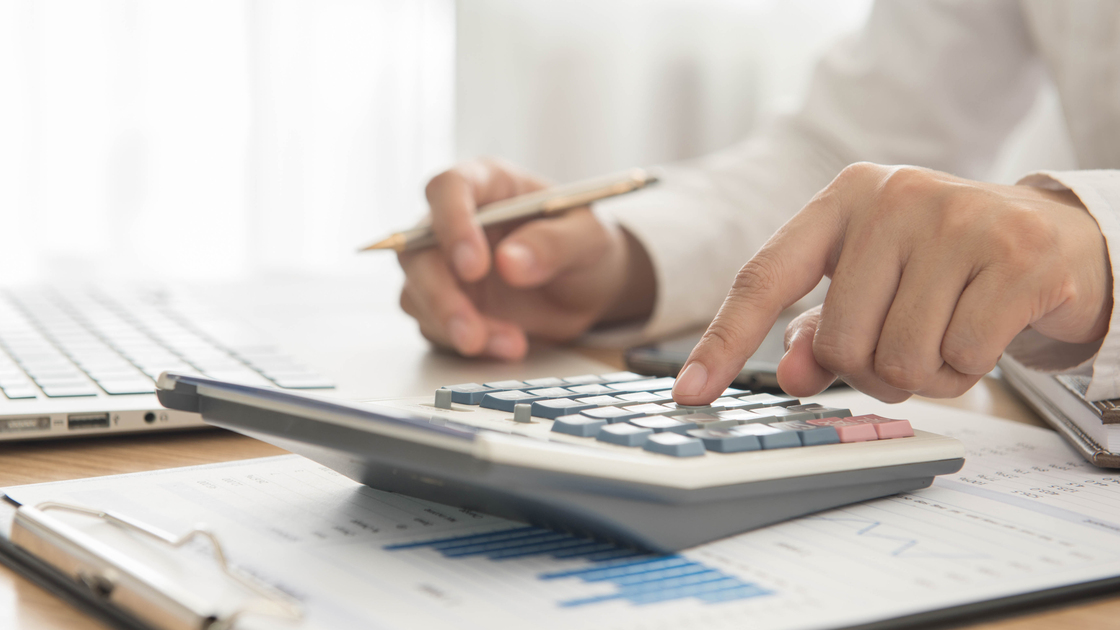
[{"left": 385, "top": 527, "right": 771, "bottom": 608}]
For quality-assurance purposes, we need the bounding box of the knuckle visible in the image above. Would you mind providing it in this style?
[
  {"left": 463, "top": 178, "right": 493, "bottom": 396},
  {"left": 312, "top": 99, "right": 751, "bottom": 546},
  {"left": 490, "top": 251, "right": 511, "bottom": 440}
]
[
  {"left": 424, "top": 170, "right": 459, "bottom": 201},
  {"left": 941, "top": 331, "right": 995, "bottom": 375},
  {"left": 700, "top": 321, "right": 744, "bottom": 359},
  {"left": 812, "top": 329, "right": 865, "bottom": 376},
  {"left": 732, "top": 255, "right": 782, "bottom": 302},
  {"left": 833, "top": 161, "right": 881, "bottom": 188},
  {"left": 874, "top": 359, "right": 927, "bottom": 392},
  {"left": 878, "top": 165, "right": 936, "bottom": 200}
]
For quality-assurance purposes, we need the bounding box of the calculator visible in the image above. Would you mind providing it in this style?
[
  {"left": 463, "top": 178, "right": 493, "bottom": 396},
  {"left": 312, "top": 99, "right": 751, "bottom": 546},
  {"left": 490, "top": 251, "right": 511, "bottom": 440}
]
[{"left": 156, "top": 371, "right": 964, "bottom": 552}]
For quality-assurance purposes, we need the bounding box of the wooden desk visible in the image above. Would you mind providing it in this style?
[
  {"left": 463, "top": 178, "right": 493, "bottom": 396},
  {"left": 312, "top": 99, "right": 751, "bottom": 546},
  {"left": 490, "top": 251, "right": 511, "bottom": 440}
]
[{"left": 1, "top": 363, "right": 1117, "bottom": 629}]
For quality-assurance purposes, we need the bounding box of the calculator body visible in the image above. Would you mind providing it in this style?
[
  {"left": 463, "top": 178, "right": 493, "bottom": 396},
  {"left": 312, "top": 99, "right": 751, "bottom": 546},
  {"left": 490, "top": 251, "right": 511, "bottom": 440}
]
[{"left": 156, "top": 372, "right": 964, "bottom": 552}]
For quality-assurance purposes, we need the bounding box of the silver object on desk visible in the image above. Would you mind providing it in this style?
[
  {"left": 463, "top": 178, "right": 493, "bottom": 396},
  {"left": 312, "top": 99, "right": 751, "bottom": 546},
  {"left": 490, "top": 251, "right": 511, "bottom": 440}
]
[{"left": 9, "top": 501, "right": 302, "bottom": 630}]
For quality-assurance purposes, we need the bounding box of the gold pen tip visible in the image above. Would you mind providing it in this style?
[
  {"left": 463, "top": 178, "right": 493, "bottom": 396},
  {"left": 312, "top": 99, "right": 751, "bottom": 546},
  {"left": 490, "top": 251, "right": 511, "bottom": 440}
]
[{"left": 359, "top": 233, "right": 406, "bottom": 253}]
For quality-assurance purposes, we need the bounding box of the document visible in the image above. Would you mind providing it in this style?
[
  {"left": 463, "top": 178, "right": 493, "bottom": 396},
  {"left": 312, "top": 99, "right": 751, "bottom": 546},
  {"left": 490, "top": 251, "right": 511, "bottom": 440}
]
[{"left": 5, "top": 398, "right": 1120, "bottom": 630}]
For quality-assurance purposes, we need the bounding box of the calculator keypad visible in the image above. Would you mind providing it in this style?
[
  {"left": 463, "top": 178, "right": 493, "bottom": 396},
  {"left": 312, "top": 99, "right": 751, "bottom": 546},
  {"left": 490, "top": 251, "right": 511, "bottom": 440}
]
[{"left": 436, "top": 373, "right": 913, "bottom": 459}]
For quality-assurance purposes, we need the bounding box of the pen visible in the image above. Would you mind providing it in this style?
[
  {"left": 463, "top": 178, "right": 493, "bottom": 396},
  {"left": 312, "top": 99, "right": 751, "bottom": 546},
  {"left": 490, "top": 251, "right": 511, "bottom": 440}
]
[{"left": 359, "top": 167, "right": 659, "bottom": 253}]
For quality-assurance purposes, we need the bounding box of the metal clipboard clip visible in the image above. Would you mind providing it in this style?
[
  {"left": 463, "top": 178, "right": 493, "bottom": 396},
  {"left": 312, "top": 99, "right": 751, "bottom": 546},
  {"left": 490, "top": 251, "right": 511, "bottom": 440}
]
[{"left": 11, "top": 501, "right": 303, "bottom": 630}]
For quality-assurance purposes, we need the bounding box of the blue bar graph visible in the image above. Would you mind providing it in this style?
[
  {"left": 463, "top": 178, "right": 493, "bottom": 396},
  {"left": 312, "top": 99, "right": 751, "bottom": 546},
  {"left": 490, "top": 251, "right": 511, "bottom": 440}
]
[{"left": 385, "top": 527, "right": 771, "bottom": 608}]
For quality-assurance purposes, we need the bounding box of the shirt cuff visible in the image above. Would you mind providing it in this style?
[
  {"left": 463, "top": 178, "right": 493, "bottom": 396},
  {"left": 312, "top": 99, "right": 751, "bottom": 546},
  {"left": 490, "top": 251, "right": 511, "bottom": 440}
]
[{"left": 1016, "top": 170, "right": 1120, "bottom": 400}]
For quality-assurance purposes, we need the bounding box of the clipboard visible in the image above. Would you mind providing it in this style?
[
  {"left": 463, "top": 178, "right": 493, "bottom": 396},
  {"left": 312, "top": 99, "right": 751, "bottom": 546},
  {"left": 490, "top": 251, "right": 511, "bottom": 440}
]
[{"left": 0, "top": 496, "right": 302, "bottom": 630}]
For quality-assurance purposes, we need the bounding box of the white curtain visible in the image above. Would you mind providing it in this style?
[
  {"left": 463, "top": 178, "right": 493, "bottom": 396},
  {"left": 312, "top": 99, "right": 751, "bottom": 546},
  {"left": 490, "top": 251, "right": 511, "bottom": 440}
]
[
  {"left": 455, "top": 0, "right": 876, "bottom": 183},
  {"left": 0, "top": 0, "right": 454, "bottom": 283}
]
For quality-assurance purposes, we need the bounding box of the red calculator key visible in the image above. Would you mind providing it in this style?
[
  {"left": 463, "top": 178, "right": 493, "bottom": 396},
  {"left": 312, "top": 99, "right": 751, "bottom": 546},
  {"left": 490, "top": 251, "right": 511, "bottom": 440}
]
[
  {"left": 852, "top": 414, "right": 914, "bottom": 439},
  {"left": 805, "top": 416, "right": 878, "bottom": 443}
]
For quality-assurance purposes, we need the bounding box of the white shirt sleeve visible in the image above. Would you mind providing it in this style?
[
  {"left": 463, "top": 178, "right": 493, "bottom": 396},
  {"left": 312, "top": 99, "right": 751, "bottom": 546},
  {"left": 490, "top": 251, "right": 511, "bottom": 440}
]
[
  {"left": 592, "top": 0, "right": 1043, "bottom": 344},
  {"left": 1010, "top": 170, "right": 1120, "bottom": 401}
]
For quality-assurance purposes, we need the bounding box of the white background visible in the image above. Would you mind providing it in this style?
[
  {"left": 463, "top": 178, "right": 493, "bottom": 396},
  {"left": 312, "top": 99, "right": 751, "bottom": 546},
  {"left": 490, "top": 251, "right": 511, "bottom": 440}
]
[{"left": 0, "top": 0, "right": 1074, "bottom": 285}]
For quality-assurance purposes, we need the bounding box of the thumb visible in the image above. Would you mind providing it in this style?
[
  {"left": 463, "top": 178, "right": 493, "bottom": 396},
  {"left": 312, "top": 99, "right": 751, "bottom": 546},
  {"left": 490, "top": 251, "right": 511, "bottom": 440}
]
[{"left": 494, "top": 208, "right": 610, "bottom": 289}]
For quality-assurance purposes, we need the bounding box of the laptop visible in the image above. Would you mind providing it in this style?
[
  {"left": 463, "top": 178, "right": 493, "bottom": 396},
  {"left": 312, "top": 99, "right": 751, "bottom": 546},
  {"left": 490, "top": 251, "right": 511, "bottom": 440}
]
[
  {"left": 0, "top": 283, "right": 339, "bottom": 441},
  {"left": 999, "top": 354, "right": 1120, "bottom": 468}
]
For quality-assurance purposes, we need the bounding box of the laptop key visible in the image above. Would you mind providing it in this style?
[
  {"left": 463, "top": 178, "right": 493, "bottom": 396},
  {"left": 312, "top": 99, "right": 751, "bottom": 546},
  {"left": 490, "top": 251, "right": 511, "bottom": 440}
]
[
  {"left": 40, "top": 384, "right": 99, "bottom": 398},
  {"left": 98, "top": 380, "right": 157, "bottom": 395},
  {"left": 1, "top": 387, "right": 39, "bottom": 400}
]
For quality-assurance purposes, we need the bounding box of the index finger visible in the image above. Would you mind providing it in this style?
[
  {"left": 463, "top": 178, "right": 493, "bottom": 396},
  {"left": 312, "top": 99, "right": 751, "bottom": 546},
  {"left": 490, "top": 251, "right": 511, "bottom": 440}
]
[
  {"left": 671, "top": 189, "right": 850, "bottom": 405},
  {"left": 425, "top": 159, "right": 548, "bottom": 282}
]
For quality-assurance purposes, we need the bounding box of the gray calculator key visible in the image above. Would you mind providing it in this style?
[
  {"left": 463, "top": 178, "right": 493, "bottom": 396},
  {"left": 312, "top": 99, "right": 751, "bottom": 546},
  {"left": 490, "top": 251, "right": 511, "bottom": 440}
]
[
  {"left": 514, "top": 403, "right": 534, "bottom": 423},
  {"left": 484, "top": 379, "right": 529, "bottom": 390},
  {"left": 573, "top": 394, "right": 624, "bottom": 407},
  {"left": 621, "top": 402, "right": 673, "bottom": 416},
  {"left": 722, "top": 387, "right": 749, "bottom": 397},
  {"left": 770, "top": 420, "right": 841, "bottom": 446},
  {"left": 562, "top": 374, "right": 605, "bottom": 385},
  {"left": 524, "top": 377, "right": 566, "bottom": 388},
  {"left": 599, "top": 371, "right": 648, "bottom": 383},
  {"left": 732, "top": 423, "right": 802, "bottom": 450},
  {"left": 531, "top": 398, "right": 597, "bottom": 419},
  {"left": 607, "top": 377, "right": 676, "bottom": 393},
  {"left": 480, "top": 390, "right": 544, "bottom": 411},
  {"left": 596, "top": 423, "right": 653, "bottom": 447},
  {"left": 434, "top": 389, "right": 454, "bottom": 409},
  {"left": 665, "top": 403, "right": 713, "bottom": 416},
  {"left": 713, "top": 397, "right": 760, "bottom": 409},
  {"left": 526, "top": 387, "right": 574, "bottom": 398},
  {"left": 752, "top": 406, "right": 815, "bottom": 422},
  {"left": 617, "top": 391, "right": 673, "bottom": 404},
  {"left": 687, "top": 428, "right": 761, "bottom": 453},
  {"left": 676, "top": 412, "right": 740, "bottom": 429},
  {"left": 788, "top": 403, "right": 851, "bottom": 419},
  {"left": 443, "top": 383, "right": 495, "bottom": 405},
  {"left": 642, "top": 433, "right": 706, "bottom": 457},
  {"left": 719, "top": 408, "right": 778, "bottom": 423},
  {"left": 551, "top": 414, "right": 607, "bottom": 437},
  {"left": 735, "top": 393, "right": 800, "bottom": 409},
  {"left": 629, "top": 415, "right": 696, "bottom": 434},
  {"left": 566, "top": 383, "right": 616, "bottom": 396},
  {"left": 581, "top": 406, "right": 644, "bottom": 423}
]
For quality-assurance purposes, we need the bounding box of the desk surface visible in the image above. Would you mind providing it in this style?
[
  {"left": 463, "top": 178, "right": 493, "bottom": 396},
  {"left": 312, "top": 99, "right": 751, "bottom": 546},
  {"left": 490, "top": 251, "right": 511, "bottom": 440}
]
[{"left": 1, "top": 356, "right": 1117, "bottom": 629}]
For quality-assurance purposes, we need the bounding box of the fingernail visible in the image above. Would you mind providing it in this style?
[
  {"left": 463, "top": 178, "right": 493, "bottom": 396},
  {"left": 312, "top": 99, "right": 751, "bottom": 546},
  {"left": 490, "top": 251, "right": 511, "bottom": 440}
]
[
  {"left": 448, "top": 316, "right": 472, "bottom": 352},
  {"left": 452, "top": 241, "right": 478, "bottom": 278},
  {"left": 674, "top": 362, "right": 708, "bottom": 398},
  {"left": 502, "top": 242, "right": 536, "bottom": 275},
  {"left": 487, "top": 331, "right": 520, "bottom": 359}
]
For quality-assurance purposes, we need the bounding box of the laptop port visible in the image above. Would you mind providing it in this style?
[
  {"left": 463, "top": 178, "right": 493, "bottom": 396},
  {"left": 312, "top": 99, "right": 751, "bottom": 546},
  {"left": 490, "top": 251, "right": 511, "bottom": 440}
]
[
  {"left": 67, "top": 413, "right": 111, "bottom": 430},
  {"left": 0, "top": 416, "right": 50, "bottom": 433}
]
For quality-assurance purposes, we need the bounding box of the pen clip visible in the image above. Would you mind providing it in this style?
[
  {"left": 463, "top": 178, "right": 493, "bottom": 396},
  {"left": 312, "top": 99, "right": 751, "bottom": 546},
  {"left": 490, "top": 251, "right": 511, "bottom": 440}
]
[{"left": 13, "top": 501, "right": 303, "bottom": 630}]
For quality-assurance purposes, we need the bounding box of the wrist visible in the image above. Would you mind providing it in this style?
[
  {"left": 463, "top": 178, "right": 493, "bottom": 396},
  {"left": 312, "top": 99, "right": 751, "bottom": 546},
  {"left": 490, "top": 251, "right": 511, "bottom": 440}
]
[{"left": 599, "top": 227, "right": 656, "bottom": 326}]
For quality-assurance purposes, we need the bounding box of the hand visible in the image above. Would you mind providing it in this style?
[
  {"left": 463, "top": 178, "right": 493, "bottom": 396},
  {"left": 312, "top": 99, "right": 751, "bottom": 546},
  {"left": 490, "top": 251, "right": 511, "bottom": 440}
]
[
  {"left": 673, "top": 163, "right": 1112, "bottom": 404},
  {"left": 399, "top": 158, "right": 655, "bottom": 360}
]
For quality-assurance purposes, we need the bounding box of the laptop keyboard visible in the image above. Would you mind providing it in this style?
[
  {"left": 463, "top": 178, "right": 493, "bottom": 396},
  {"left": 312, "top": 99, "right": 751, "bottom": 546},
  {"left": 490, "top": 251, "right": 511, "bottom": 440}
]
[
  {"left": 436, "top": 372, "right": 913, "bottom": 458},
  {"left": 0, "top": 287, "right": 333, "bottom": 401}
]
